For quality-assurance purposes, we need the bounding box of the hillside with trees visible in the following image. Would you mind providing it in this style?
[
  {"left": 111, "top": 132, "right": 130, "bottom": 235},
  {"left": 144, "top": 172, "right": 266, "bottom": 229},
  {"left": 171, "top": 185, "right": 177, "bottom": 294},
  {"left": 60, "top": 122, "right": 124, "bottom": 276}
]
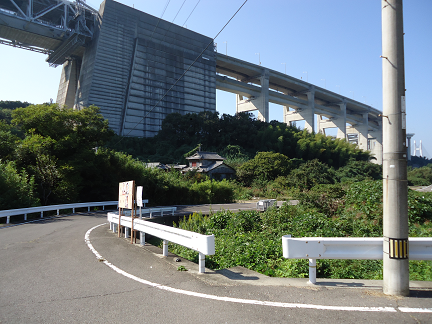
[
  {"left": 0, "top": 103, "right": 415, "bottom": 212},
  {"left": 0, "top": 104, "right": 236, "bottom": 209},
  {"left": 106, "top": 111, "right": 370, "bottom": 167}
]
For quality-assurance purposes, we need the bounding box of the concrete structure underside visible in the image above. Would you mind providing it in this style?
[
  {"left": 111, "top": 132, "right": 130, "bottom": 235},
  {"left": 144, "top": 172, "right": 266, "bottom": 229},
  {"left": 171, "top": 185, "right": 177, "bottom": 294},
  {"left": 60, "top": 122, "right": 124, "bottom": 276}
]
[
  {"left": 0, "top": 0, "right": 383, "bottom": 162},
  {"left": 57, "top": 0, "right": 216, "bottom": 137}
]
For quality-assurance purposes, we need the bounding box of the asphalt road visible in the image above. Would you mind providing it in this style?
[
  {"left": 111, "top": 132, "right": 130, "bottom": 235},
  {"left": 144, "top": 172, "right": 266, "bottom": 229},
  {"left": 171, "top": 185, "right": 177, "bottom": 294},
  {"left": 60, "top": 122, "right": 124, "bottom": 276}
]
[{"left": 1, "top": 212, "right": 431, "bottom": 323}]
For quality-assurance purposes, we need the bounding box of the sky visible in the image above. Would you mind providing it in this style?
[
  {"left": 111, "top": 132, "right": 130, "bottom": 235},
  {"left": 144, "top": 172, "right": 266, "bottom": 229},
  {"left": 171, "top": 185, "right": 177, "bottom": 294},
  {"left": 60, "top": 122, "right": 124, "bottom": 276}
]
[{"left": 0, "top": 0, "right": 431, "bottom": 158}]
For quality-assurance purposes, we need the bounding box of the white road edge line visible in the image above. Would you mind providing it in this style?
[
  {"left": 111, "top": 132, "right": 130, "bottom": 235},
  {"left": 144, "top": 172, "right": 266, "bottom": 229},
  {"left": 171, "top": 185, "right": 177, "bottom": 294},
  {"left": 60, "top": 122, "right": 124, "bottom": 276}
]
[{"left": 85, "top": 223, "right": 431, "bottom": 313}]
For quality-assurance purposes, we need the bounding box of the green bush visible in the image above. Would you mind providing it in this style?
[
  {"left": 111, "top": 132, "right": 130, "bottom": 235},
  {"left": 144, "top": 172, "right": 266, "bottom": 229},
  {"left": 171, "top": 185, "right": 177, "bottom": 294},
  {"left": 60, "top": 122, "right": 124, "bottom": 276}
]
[
  {"left": 237, "top": 152, "right": 292, "bottom": 187},
  {"left": 336, "top": 159, "right": 382, "bottom": 183},
  {"left": 287, "top": 159, "right": 336, "bottom": 191},
  {"left": 408, "top": 164, "right": 432, "bottom": 186},
  {"left": 169, "top": 180, "right": 432, "bottom": 281},
  {"left": 0, "top": 161, "right": 40, "bottom": 210}
]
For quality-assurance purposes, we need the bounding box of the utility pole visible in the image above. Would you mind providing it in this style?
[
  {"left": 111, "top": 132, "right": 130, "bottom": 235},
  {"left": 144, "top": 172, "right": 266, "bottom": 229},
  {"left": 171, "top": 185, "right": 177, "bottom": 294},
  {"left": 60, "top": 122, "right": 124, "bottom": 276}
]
[{"left": 381, "top": 0, "right": 409, "bottom": 296}]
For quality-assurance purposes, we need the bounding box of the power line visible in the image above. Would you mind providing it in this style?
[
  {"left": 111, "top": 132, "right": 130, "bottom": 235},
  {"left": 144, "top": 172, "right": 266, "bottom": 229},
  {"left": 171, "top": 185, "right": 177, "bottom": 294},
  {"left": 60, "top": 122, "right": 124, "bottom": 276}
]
[
  {"left": 160, "top": 0, "right": 187, "bottom": 42},
  {"left": 149, "top": 0, "right": 171, "bottom": 40},
  {"left": 121, "top": 0, "right": 249, "bottom": 139},
  {"left": 171, "top": 0, "right": 187, "bottom": 24},
  {"left": 183, "top": 0, "right": 200, "bottom": 27}
]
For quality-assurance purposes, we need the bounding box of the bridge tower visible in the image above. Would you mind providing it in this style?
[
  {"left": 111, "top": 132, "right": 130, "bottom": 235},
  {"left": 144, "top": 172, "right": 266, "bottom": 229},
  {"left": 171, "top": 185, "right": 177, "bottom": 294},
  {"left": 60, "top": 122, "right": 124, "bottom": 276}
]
[{"left": 406, "top": 133, "right": 415, "bottom": 160}]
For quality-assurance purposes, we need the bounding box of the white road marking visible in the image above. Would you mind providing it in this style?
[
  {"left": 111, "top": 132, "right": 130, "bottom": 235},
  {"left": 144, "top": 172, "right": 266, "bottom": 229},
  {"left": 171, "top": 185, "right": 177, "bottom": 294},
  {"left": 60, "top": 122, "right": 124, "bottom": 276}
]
[{"left": 85, "top": 223, "right": 432, "bottom": 313}]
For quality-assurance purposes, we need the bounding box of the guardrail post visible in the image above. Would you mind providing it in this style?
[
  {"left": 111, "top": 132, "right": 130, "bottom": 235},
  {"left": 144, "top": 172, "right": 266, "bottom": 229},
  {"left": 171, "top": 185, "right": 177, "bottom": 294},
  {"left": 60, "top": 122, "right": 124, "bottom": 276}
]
[
  {"left": 199, "top": 252, "right": 205, "bottom": 273},
  {"left": 113, "top": 223, "right": 117, "bottom": 233},
  {"left": 41, "top": 211, "right": 43, "bottom": 218},
  {"left": 309, "top": 259, "right": 316, "bottom": 284},
  {"left": 73, "top": 208, "right": 75, "bottom": 213},
  {"left": 125, "top": 227, "right": 130, "bottom": 239},
  {"left": 161, "top": 209, "right": 164, "bottom": 217},
  {"left": 57, "top": 209, "right": 59, "bottom": 215},
  {"left": 163, "top": 240, "right": 168, "bottom": 256},
  {"left": 24, "top": 213, "right": 27, "bottom": 221},
  {"left": 7, "top": 216, "right": 10, "bottom": 224},
  {"left": 103, "top": 205, "right": 105, "bottom": 211},
  {"left": 88, "top": 206, "right": 90, "bottom": 212},
  {"left": 140, "top": 232, "right": 145, "bottom": 246}
]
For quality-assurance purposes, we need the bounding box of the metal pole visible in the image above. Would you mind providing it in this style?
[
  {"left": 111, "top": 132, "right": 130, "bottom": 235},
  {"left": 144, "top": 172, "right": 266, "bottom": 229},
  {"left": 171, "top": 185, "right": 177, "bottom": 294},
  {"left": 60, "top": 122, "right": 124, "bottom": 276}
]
[
  {"left": 308, "top": 259, "right": 316, "bottom": 284},
  {"left": 163, "top": 240, "right": 168, "bottom": 257},
  {"left": 381, "top": 0, "right": 409, "bottom": 296},
  {"left": 199, "top": 252, "right": 205, "bottom": 273}
]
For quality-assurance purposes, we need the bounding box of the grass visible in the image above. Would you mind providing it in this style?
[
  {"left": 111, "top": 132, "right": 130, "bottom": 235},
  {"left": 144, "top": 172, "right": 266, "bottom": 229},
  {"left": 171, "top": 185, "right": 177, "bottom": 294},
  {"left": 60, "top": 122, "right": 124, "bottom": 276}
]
[{"left": 167, "top": 181, "right": 432, "bottom": 281}]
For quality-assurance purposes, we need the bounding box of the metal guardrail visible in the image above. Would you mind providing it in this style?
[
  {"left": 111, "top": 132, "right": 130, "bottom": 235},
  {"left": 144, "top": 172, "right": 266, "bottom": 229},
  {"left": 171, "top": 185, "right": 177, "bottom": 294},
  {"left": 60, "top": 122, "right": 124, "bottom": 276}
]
[
  {"left": 108, "top": 212, "right": 215, "bottom": 273},
  {"left": 282, "top": 236, "right": 432, "bottom": 284},
  {"left": 0, "top": 201, "right": 119, "bottom": 224},
  {"left": 119, "top": 205, "right": 173, "bottom": 218}
]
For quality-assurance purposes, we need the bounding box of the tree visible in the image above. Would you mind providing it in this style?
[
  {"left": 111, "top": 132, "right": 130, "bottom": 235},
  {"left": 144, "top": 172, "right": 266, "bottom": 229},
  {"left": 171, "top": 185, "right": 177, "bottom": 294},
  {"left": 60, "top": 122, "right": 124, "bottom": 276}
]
[
  {"left": 408, "top": 164, "right": 432, "bottom": 186},
  {"left": 287, "top": 159, "right": 336, "bottom": 191},
  {"left": 237, "top": 152, "right": 292, "bottom": 187},
  {"left": 12, "top": 104, "right": 113, "bottom": 154},
  {"left": 336, "top": 160, "right": 382, "bottom": 182},
  {"left": 0, "top": 100, "right": 32, "bottom": 110},
  {"left": 11, "top": 104, "right": 114, "bottom": 204},
  {"left": 0, "top": 120, "right": 20, "bottom": 161},
  {"left": 0, "top": 161, "right": 39, "bottom": 210}
]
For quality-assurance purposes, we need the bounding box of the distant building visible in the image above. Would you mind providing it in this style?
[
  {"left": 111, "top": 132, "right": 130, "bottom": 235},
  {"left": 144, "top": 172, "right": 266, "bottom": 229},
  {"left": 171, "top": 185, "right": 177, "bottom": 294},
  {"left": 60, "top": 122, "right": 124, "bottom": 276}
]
[
  {"left": 182, "top": 151, "right": 236, "bottom": 180},
  {"left": 165, "top": 164, "right": 187, "bottom": 171},
  {"left": 144, "top": 162, "right": 168, "bottom": 170}
]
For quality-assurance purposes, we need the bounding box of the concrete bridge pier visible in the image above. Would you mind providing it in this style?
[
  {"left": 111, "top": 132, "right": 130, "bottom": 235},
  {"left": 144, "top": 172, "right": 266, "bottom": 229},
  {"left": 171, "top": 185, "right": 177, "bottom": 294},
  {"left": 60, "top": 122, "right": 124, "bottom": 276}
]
[
  {"left": 347, "top": 112, "right": 369, "bottom": 150},
  {"left": 369, "top": 126, "right": 383, "bottom": 164},
  {"left": 57, "top": 59, "right": 82, "bottom": 109},
  {"left": 284, "top": 86, "right": 315, "bottom": 133},
  {"left": 317, "top": 101, "right": 347, "bottom": 139},
  {"left": 317, "top": 102, "right": 346, "bottom": 139},
  {"left": 236, "top": 69, "right": 269, "bottom": 121}
]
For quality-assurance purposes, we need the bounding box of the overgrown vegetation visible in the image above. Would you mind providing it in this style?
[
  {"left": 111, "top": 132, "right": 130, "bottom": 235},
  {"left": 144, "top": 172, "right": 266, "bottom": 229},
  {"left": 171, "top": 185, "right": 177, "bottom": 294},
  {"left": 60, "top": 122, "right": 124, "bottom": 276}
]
[
  {"left": 0, "top": 104, "right": 237, "bottom": 209},
  {"left": 1, "top": 102, "right": 431, "bottom": 281},
  {"left": 408, "top": 163, "right": 432, "bottom": 186},
  {"left": 170, "top": 181, "right": 432, "bottom": 281},
  {"left": 1, "top": 104, "right": 378, "bottom": 210}
]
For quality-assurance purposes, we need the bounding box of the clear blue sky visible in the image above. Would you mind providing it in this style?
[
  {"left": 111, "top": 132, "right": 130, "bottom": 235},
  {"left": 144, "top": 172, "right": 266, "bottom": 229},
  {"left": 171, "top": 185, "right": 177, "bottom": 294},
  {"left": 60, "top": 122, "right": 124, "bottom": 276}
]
[{"left": 1, "top": 0, "right": 431, "bottom": 157}]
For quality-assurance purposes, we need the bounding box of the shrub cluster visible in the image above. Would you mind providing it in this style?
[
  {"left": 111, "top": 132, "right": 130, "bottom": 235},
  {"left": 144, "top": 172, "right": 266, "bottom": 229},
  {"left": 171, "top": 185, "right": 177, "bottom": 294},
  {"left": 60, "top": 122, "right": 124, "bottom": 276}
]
[{"left": 170, "top": 181, "right": 432, "bottom": 280}]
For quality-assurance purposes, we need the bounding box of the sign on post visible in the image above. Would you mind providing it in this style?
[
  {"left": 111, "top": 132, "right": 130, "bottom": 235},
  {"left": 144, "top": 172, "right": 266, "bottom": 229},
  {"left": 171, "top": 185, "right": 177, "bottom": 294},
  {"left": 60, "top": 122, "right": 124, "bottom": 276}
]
[
  {"left": 118, "top": 180, "right": 135, "bottom": 241},
  {"left": 136, "top": 186, "right": 143, "bottom": 219},
  {"left": 136, "top": 186, "right": 143, "bottom": 207},
  {"left": 118, "top": 180, "right": 134, "bottom": 209}
]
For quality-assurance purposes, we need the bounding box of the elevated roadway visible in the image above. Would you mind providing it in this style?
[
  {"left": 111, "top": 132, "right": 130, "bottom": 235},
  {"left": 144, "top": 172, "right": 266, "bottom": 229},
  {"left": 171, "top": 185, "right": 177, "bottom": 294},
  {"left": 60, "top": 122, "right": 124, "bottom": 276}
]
[
  {"left": 215, "top": 53, "right": 383, "bottom": 162},
  {"left": 0, "top": 0, "right": 383, "bottom": 162},
  {"left": 0, "top": 0, "right": 97, "bottom": 65}
]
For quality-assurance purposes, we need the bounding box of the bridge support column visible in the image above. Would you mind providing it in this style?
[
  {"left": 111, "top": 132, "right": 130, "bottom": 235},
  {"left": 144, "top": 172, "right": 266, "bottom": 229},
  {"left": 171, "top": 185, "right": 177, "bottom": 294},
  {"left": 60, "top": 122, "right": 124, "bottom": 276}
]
[
  {"left": 317, "top": 101, "right": 347, "bottom": 138},
  {"left": 235, "top": 69, "right": 269, "bottom": 122},
  {"left": 257, "top": 69, "right": 269, "bottom": 122},
  {"left": 336, "top": 102, "right": 347, "bottom": 139},
  {"left": 284, "top": 87, "right": 315, "bottom": 133},
  {"left": 369, "top": 124, "right": 383, "bottom": 164},
  {"left": 347, "top": 112, "right": 369, "bottom": 150},
  {"left": 56, "top": 59, "right": 81, "bottom": 108}
]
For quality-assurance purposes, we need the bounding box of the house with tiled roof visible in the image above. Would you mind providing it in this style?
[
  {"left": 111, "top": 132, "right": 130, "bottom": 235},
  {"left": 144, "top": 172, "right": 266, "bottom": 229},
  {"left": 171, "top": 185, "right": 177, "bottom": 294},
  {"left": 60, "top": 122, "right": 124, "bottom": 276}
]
[{"left": 182, "top": 151, "right": 236, "bottom": 180}]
